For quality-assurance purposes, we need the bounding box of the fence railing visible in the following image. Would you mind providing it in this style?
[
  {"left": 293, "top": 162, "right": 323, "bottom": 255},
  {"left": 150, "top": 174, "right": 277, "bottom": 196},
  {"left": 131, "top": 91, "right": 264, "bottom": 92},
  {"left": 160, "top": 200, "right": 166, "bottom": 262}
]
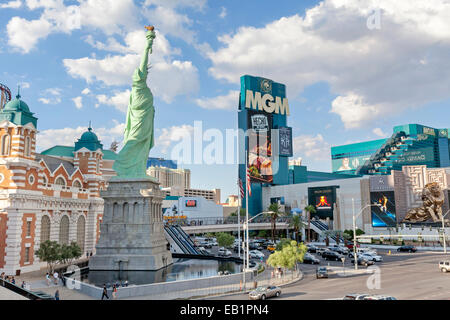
[
  {"left": 167, "top": 216, "right": 292, "bottom": 227},
  {"left": 0, "top": 279, "right": 53, "bottom": 300}
]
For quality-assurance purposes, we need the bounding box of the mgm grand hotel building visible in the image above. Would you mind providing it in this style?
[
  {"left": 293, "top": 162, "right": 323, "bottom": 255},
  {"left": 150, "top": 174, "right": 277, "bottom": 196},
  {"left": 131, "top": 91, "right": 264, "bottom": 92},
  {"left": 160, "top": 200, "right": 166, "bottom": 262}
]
[{"left": 262, "top": 124, "right": 450, "bottom": 237}]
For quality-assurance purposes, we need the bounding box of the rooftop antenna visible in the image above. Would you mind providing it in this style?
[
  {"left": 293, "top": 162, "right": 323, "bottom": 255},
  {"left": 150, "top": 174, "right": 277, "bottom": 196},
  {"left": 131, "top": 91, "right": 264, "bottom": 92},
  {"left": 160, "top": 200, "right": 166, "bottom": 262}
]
[
  {"left": 17, "top": 85, "right": 21, "bottom": 99},
  {"left": 88, "top": 120, "right": 92, "bottom": 131}
]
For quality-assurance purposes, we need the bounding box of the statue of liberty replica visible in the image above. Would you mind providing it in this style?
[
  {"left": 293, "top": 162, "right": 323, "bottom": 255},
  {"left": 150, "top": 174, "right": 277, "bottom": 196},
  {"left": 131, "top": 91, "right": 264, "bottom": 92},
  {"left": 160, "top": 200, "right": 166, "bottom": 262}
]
[{"left": 90, "top": 26, "right": 173, "bottom": 272}]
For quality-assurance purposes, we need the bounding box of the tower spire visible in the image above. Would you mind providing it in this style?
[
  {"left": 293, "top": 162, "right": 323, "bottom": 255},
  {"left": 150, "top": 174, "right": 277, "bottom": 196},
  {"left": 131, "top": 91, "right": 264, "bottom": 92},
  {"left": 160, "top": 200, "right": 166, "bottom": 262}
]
[
  {"left": 16, "top": 85, "right": 21, "bottom": 99},
  {"left": 88, "top": 120, "right": 92, "bottom": 131}
]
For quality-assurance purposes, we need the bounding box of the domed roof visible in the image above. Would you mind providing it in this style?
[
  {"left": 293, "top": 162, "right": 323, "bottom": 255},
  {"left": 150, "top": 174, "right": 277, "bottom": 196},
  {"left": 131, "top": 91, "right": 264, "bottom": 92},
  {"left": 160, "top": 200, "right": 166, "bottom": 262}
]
[
  {"left": 79, "top": 127, "right": 100, "bottom": 143},
  {"left": 3, "top": 94, "right": 31, "bottom": 113},
  {"left": 74, "top": 124, "right": 103, "bottom": 152}
]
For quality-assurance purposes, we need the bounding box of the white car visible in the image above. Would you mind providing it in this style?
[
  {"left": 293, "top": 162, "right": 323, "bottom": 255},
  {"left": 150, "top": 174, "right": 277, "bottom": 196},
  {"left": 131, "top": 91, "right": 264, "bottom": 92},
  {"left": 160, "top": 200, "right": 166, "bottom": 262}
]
[
  {"left": 218, "top": 249, "right": 232, "bottom": 257},
  {"left": 360, "top": 252, "right": 383, "bottom": 262},
  {"left": 249, "top": 250, "right": 265, "bottom": 259}
]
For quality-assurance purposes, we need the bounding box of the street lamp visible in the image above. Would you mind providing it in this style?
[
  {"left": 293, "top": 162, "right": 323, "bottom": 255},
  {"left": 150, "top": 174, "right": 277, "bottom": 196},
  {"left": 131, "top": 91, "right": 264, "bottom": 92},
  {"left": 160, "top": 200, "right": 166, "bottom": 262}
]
[
  {"left": 352, "top": 199, "right": 381, "bottom": 270},
  {"left": 441, "top": 210, "right": 450, "bottom": 254}
]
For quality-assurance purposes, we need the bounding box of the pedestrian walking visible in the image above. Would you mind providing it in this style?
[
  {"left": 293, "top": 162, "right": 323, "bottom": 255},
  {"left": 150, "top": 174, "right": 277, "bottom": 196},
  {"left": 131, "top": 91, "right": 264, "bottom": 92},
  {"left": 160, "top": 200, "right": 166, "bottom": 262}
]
[
  {"left": 101, "top": 284, "right": 109, "bottom": 300},
  {"left": 55, "top": 290, "right": 60, "bottom": 300},
  {"left": 45, "top": 273, "right": 50, "bottom": 286},
  {"left": 11, "top": 277, "right": 15, "bottom": 285},
  {"left": 59, "top": 273, "right": 66, "bottom": 286},
  {"left": 21, "top": 281, "right": 26, "bottom": 289},
  {"left": 112, "top": 284, "right": 117, "bottom": 299},
  {"left": 53, "top": 271, "right": 59, "bottom": 285}
]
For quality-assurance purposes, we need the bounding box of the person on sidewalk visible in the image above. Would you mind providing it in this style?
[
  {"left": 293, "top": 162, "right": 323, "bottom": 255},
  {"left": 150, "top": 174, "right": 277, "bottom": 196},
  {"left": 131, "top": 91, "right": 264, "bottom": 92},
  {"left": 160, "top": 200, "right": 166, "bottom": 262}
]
[
  {"left": 112, "top": 284, "right": 117, "bottom": 299},
  {"left": 55, "top": 290, "right": 60, "bottom": 300},
  {"left": 101, "top": 284, "right": 109, "bottom": 300},
  {"left": 45, "top": 273, "right": 51, "bottom": 286},
  {"left": 53, "top": 271, "right": 59, "bottom": 285}
]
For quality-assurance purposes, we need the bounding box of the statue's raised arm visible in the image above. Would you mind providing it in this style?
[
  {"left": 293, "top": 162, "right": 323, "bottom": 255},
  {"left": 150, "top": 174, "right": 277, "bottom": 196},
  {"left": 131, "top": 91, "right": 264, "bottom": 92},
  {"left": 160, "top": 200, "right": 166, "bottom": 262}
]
[{"left": 112, "top": 26, "right": 157, "bottom": 180}]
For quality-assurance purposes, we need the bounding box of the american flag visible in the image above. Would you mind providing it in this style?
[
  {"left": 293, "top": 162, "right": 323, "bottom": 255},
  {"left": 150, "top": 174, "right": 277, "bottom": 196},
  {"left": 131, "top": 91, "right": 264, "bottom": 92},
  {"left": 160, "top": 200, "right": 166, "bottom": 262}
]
[
  {"left": 246, "top": 167, "right": 252, "bottom": 197},
  {"left": 238, "top": 178, "right": 244, "bottom": 199}
]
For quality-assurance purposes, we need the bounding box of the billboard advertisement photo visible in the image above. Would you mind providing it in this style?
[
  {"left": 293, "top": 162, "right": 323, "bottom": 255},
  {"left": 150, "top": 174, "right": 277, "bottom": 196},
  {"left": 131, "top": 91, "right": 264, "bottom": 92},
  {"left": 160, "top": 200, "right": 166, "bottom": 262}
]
[
  {"left": 308, "top": 186, "right": 337, "bottom": 219},
  {"left": 371, "top": 191, "right": 397, "bottom": 227}
]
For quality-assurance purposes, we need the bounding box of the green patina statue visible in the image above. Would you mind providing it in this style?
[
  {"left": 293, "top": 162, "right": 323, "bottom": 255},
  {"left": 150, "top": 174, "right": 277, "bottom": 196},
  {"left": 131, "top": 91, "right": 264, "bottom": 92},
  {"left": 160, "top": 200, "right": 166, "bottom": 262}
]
[{"left": 113, "top": 26, "right": 157, "bottom": 179}]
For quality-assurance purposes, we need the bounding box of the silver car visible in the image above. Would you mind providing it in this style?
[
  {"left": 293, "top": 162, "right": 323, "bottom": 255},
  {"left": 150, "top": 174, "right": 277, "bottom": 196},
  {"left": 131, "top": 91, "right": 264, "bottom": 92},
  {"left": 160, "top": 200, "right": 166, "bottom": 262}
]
[{"left": 248, "top": 286, "right": 281, "bottom": 300}]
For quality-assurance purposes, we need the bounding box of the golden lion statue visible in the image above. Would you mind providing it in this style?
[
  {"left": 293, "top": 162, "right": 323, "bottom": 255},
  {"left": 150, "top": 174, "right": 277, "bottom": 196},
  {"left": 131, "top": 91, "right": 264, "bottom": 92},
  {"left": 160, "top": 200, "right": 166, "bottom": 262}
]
[{"left": 402, "top": 182, "right": 445, "bottom": 223}]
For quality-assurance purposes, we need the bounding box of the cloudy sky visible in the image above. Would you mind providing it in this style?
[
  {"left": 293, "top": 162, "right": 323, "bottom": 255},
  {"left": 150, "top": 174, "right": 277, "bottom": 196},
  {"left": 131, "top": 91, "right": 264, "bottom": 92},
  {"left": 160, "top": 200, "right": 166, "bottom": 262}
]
[{"left": 1, "top": 0, "right": 450, "bottom": 201}]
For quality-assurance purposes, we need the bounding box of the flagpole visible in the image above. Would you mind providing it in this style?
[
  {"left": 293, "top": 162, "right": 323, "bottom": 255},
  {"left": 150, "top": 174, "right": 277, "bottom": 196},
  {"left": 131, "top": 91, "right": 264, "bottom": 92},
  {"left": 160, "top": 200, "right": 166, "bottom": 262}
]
[
  {"left": 246, "top": 150, "right": 250, "bottom": 271},
  {"left": 237, "top": 180, "right": 241, "bottom": 259}
]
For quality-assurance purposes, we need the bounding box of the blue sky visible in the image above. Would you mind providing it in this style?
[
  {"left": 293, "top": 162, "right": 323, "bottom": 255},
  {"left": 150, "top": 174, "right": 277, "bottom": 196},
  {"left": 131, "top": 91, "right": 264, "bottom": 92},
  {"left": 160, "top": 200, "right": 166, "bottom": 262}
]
[{"left": 1, "top": 0, "right": 450, "bottom": 201}]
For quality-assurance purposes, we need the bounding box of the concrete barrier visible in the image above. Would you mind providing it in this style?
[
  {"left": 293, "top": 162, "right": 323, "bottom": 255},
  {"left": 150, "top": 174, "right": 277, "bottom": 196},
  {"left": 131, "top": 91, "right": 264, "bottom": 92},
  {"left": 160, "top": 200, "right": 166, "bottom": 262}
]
[{"left": 64, "top": 271, "right": 254, "bottom": 300}]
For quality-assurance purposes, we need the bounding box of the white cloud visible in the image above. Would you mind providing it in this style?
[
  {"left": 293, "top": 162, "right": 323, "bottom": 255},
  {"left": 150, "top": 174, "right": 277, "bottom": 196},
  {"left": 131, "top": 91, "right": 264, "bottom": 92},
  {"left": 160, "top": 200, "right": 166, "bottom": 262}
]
[
  {"left": 293, "top": 134, "right": 331, "bottom": 160},
  {"left": 7, "top": 17, "right": 52, "bottom": 53},
  {"left": 72, "top": 96, "right": 83, "bottom": 109},
  {"left": 1, "top": 0, "right": 22, "bottom": 9},
  {"left": 64, "top": 31, "right": 199, "bottom": 104},
  {"left": 372, "top": 127, "right": 387, "bottom": 138},
  {"left": 144, "top": 0, "right": 207, "bottom": 10},
  {"left": 81, "top": 88, "right": 90, "bottom": 95},
  {"left": 156, "top": 124, "right": 194, "bottom": 153},
  {"left": 219, "top": 6, "right": 227, "bottom": 19},
  {"left": 195, "top": 90, "right": 239, "bottom": 110},
  {"left": 207, "top": 0, "right": 450, "bottom": 129},
  {"left": 38, "top": 87, "right": 62, "bottom": 104},
  {"left": 96, "top": 90, "right": 130, "bottom": 113}
]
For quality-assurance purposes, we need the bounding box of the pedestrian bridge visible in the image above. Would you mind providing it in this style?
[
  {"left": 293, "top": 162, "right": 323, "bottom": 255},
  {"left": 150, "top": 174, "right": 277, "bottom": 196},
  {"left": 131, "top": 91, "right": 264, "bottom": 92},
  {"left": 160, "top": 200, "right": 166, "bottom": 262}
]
[{"left": 166, "top": 216, "right": 293, "bottom": 235}]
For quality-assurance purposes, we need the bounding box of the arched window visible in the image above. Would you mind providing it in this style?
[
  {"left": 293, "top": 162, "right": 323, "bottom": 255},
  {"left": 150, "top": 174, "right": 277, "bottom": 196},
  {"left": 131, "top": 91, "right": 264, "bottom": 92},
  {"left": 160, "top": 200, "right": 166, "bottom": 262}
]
[
  {"left": 76, "top": 215, "right": 85, "bottom": 251},
  {"left": 40, "top": 215, "right": 51, "bottom": 242},
  {"left": 55, "top": 177, "right": 66, "bottom": 187},
  {"left": 42, "top": 175, "right": 48, "bottom": 187},
  {"left": 1, "top": 134, "right": 10, "bottom": 156},
  {"left": 59, "top": 215, "right": 69, "bottom": 245},
  {"left": 73, "top": 180, "right": 82, "bottom": 190},
  {"left": 24, "top": 136, "right": 31, "bottom": 157}
]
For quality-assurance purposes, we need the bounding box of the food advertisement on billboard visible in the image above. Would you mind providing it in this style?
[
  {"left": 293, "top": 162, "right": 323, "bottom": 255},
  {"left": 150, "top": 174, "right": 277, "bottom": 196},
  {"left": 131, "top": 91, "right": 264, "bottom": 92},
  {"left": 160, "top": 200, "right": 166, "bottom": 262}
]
[
  {"left": 308, "top": 186, "right": 337, "bottom": 219},
  {"left": 248, "top": 109, "right": 273, "bottom": 184},
  {"left": 370, "top": 191, "right": 397, "bottom": 227}
]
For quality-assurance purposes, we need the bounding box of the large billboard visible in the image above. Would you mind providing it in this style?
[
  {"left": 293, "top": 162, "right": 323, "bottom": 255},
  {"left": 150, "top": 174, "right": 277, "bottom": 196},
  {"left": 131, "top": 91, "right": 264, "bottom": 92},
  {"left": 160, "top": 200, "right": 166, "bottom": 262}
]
[
  {"left": 308, "top": 186, "right": 337, "bottom": 220},
  {"left": 332, "top": 155, "right": 371, "bottom": 174},
  {"left": 370, "top": 191, "right": 397, "bottom": 227},
  {"left": 393, "top": 147, "right": 434, "bottom": 166},
  {"left": 248, "top": 109, "right": 273, "bottom": 184}
]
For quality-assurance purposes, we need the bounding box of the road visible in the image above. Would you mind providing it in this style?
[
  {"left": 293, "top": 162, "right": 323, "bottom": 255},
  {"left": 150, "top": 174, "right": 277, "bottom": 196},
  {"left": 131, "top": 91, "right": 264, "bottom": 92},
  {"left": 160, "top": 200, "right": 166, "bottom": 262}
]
[{"left": 208, "top": 250, "right": 450, "bottom": 300}]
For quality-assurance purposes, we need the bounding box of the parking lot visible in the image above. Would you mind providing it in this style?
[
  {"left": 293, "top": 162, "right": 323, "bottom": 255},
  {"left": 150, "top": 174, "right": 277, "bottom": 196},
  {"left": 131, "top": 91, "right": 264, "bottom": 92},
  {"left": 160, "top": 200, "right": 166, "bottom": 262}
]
[{"left": 210, "top": 248, "right": 450, "bottom": 300}]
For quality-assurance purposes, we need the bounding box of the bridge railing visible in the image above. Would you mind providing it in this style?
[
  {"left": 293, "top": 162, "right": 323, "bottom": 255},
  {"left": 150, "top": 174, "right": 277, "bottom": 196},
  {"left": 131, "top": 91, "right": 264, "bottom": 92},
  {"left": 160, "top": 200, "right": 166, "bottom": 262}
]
[{"left": 166, "top": 216, "right": 292, "bottom": 227}]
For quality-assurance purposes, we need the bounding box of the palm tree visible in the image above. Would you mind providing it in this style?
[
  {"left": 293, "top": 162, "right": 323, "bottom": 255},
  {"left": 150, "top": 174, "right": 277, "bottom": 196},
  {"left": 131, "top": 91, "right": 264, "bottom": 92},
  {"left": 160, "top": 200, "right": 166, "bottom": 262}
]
[
  {"left": 289, "top": 214, "right": 306, "bottom": 243},
  {"left": 304, "top": 205, "right": 316, "bottom": 243},
  {"left": 266, "top": 203, "right": 284, "bottom": 242}
]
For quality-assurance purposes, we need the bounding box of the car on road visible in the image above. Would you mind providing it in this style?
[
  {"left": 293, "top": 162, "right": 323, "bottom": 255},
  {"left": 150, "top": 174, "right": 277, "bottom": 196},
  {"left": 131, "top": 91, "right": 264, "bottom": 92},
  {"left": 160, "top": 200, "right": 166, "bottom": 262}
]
[
  {"left": 362, "top": 295, "right": 397, "bottom": 300},
  {"left": 199, "top": 241, "right": 212, "bottom": 249},
  {"left": 345, "top": 242, "right": 360, "bottom": 250},
  {"left": 303, "top": 253, "right": 320, "bottom": 265},
  {"left": 316, "top": 267, "right": 329, "bottom": 279},
  {"left": 322, "top": 250, "right": 344, "bottom": 261},
  {"left": 439, "top": 261, "right": 450, "bottom": 273},
  {"left": 360, "top": 252, "right": 383, "bottom": 262},
  {"left": 248, "top": 286, "right": 281, "bottom": 300},
  {"left": 266, "top": 244, "right": 276, "bottom": 252},
  {"left": 342, "top": 293, "right": 370, "bottom": 300},
  {"left": 249, "top": 250, "right": 265, "bottom": 259},
  {"left": 348, "top": 248, "right": 377, "bottom": 258},
  {"left": 249, "top": 242, "right": 263, "bottom": 250},
  {"left": 218, "top": 247, "right": 232, "bottom": 257},
  {"left": 351, "top": 257, "right": 374, "bottom": 267},
  {"left": 397, "top": 245, "right": 417, "bottom": 253}
]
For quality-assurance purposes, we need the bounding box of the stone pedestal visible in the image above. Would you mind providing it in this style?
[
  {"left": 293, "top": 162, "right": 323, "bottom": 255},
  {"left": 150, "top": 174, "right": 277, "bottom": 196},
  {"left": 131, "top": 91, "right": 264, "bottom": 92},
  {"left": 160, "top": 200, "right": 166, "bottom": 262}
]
[{"left": 89, "top": 178, "right": 173, "bottom": 271}]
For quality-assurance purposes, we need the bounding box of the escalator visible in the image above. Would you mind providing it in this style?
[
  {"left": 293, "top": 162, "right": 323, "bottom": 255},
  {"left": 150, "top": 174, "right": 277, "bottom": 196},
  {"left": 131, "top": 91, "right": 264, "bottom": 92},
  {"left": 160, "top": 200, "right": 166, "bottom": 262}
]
[{"left": 164, "top": 225, "right": 205, "bottom": 255}]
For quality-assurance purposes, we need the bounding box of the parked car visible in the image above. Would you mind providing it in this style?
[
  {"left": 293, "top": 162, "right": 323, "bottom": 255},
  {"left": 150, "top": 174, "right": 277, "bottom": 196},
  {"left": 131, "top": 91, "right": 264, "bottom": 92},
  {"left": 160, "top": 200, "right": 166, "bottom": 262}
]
[
  {"left": 351, "top": 257, "right": 374, "bottom": 267},
  {"left": 249, "top": 242, "right": 262, "bottom": 250},
  {"left": 439, "top": 261, "right": 450, "bottom": 273},
  {"left": 322, "top": 250, "right": 344, "bottom": 261},
  {"left": 343, "top": 293, "right": 370, "bottom": 300},
  {"left": 199, "top": 241, "right": 212, "bottom": 249},
  {"left": 397, "top": 245, "right": 417, "bottom": 253},
  {"left": 316, "top": 248, "right": 327, "bottom": 256},
  {"left": 249, "top": 250, "right": 265, "bottom": 259},
  {"left": 362, "top": 295, "right": 397, "bottom": 300},
  {"left": 307, "top": 245, "right": 319, "bottom": 253},
  {"left": 248, "top": 286, "right": 281, "bottom": 300},
  {"left": 331, "top": 245, "right": 349, "bottom": 254},
  {"left": 316, "top": 267, "right": 328, "bottom": 279},
  {"left": 346, "top": 242, "right": 360, "bottom": 250},
  {"left": 267, "top": 244, "right": 276, "bottom": 252},
  {"left": 303, "top": 253, "right": 320, "bottom": 265},
  {"left": 328, "top": 246, "right": 348, "bottom": 255}
]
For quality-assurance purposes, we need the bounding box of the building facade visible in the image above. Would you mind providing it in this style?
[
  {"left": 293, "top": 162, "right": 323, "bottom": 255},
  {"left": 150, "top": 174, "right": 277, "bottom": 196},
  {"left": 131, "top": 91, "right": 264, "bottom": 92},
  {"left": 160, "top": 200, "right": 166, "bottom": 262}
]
[
  {"left": 147, "top": 166, "right": 191, "bottom": 189},
  {"left": 0, "top": 93, "right": 106, "bottom": 275}
]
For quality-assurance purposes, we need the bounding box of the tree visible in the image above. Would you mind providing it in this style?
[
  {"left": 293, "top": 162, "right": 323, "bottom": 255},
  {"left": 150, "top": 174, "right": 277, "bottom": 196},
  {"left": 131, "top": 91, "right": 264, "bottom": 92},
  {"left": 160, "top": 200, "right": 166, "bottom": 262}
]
[
  {"left": 59, "top": 242, "right": 82, "bottom": 265},
  {"left": 323, "top": 230, "right": 334, "bottom": 247},
  {"left": 275, "top": 238, "right": 291, "bottom": 251},
  {"left": 267, "top": 203, "right": 285, "bottom": 242},
  {"left": 267, "top": 240, "right": 307, "bottom": 271},
  {"left": 35, "top": 241, "right": 61, "bottom": 273},
  {"left": 304, "top": 205, "right": 316, "bottom": 243},
  {"left": 216, "top": 232, "right": 235, "bottom": 248},
  {"left": 289, "top": 214, "right": 306, "bottom": 243}
]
